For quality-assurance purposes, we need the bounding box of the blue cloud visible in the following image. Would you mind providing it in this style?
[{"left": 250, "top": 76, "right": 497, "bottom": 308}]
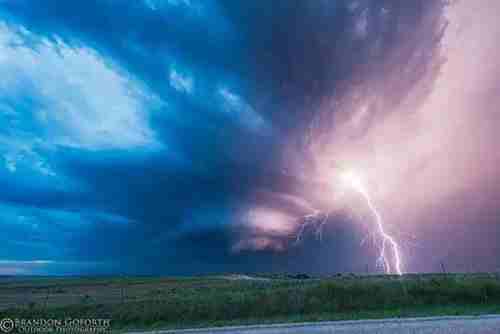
[
  {"left": 0, "top": 0, "right": 456, "bottom": 275},
  {"left": 0, "top": 22, "right": 161, "bottom": 151}
]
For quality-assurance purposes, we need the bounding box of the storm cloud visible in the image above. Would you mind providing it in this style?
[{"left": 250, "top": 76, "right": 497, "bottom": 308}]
[{"left": 1, "top": 0, "right": 499, "bottom": 275}]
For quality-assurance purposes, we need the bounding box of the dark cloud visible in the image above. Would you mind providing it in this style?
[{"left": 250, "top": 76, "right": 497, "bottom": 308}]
[{"left": 1, "top": 0, "right": 498, "bottom": 275}]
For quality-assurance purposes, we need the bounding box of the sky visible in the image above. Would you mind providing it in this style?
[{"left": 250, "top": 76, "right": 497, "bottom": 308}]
[{"left": 1, "top": 0, "right": 500, "bottom": 275}]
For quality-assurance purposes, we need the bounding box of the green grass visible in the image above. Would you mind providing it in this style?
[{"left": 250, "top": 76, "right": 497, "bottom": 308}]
[{"left": 2, "top": 274, "right": 500, "bottom": 331}]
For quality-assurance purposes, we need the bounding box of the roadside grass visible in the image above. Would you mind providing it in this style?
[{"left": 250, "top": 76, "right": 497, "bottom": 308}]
[
  {"left": 114, "top": 304, "right": 500, "bottom": 332},
  {"left": 1, "top": 274, "right": 500, "bottom": 331}
]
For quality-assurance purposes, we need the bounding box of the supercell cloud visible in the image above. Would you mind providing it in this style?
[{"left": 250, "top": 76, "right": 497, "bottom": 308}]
[{"left": 0, "top": 0, "right": 500, "bottom": 275}]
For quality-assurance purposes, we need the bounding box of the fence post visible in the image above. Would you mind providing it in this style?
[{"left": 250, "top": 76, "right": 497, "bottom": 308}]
[
  {"left": 120, "top": 281, "right": 124, "bottom": 303},
  {"left": 120, "top": 276, "right": 126, "bottom": 304},
  {"left": 44, "top": 289, "right": 50, "bottom": 309}
]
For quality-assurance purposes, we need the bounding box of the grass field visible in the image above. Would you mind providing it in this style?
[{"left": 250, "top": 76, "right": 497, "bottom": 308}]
[{"left": 1, "top": 273, "right": 500, "bottom": 331}]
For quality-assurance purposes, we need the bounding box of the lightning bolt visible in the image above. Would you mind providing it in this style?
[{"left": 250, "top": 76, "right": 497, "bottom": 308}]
[
  {"left": 294, "top": 170, "right": 403, "bottom": 276},
  {"left": 340, "top": 171, "right": 403, "bottom": 275},
  {"left": 295, "top": 211, "right": 329, "bottom": 244}
]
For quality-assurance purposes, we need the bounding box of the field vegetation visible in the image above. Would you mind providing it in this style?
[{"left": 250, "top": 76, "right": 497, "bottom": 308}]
[{"left": 1, "top": 273, "right": 500, "bottom": 331}]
